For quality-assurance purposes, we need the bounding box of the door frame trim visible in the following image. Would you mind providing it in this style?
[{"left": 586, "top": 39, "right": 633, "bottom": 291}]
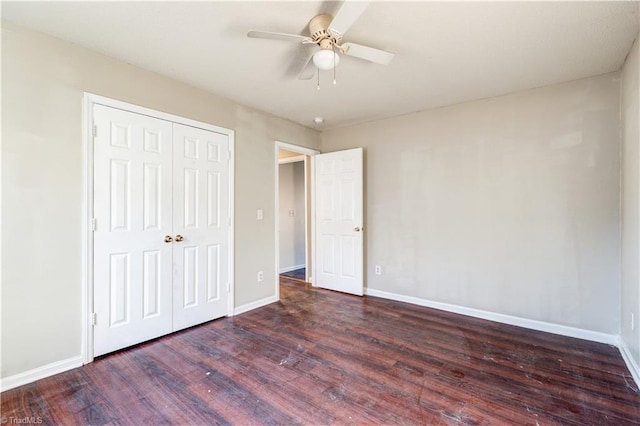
[
  {"left": 81, "top": 93, "right": 235, "bottom": 364},
  {"left": 274, "top": 142, "right": 320, "bottom": 300}
]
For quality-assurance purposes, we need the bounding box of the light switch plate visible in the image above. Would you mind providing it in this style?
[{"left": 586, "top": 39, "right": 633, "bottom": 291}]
[{"left": 257, "top": 209, "right": 263, "bottom": 220}]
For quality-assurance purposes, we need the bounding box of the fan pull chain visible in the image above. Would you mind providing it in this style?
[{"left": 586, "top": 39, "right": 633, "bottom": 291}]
[
  {"left": 333, "top": 49, "right": 337, "bottom": 85},
  {"left": 317, "top": 69, "right": 320, "bottom": 91}
]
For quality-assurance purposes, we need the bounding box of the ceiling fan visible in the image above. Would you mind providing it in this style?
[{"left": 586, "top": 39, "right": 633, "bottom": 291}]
[{"left": 247, "top": 0, "right": 395, "bottom": 81}]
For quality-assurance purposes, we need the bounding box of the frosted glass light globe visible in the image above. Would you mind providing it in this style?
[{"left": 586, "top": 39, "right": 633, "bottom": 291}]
[{"left": 313, "top": 49, "right": 340, "bottom": 70}]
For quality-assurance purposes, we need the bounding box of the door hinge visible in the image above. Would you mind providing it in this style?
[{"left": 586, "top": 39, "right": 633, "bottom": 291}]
[
  {"left": 91, "top": 218, "right": 97, "bottom": 232},
  {"left": 92, "top": 124, "right": 97, "bottom": 138},
  {"left": 91, "top": 313, "right": 97, "bottom": 326}
]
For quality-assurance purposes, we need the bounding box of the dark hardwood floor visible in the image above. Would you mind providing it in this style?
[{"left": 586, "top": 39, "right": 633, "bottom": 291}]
[{"left": 2, "top": 277, "right": 639, "bottom": 425}]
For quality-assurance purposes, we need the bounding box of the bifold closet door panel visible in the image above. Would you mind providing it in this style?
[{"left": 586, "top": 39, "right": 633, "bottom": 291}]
[
  {"left": 172, "top": 123, "right": 230, "bottom": 331},
  {"left": 93, "top": 105, "right": 174, "bottom": 357}
]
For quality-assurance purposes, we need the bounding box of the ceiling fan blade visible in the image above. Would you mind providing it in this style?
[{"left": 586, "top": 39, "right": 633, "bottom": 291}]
[
  {"left": 298, "top": 64, "right": 315, "bottom": 80},
  {"left": 342, "top": 42, "right": 395, "bottom": 65},
  {"left": 247, "top": 30, "right": 311, "bottom": 43},
  {"left": 296, "top": 45, "right": 320, "bottom": 80},
  {"left": 328, "top": 0, "right": 369, "bottom": 37}
]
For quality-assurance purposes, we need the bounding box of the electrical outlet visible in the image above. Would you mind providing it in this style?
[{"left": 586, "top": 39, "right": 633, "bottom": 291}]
[
  {"left": 257, "top": 271, "right": 264, "bottom": 282},
  {"left": 289, "top": 209, "right": 295, "bottom": 217},
  {"left": 257, "top": 209, "right": 263, "bottom": 220},
  {"left": 375, "top": 265, "right": 382, "bottom": 275}
]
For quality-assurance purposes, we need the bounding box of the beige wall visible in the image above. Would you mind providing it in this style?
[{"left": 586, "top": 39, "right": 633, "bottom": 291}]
[
  {"left": 621, "top": 34, "right": 640, "bottom": 368},
  {"left": 323, "top": 73, "right": 621, "bottom": 334},
  {"left": 1, "top": 22, "right": 321, "bottom": 378}
]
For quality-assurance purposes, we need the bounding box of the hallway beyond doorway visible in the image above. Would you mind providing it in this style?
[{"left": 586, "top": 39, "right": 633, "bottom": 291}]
[{"left": 280, "top": 267, "right": 306, "bottom": 281}]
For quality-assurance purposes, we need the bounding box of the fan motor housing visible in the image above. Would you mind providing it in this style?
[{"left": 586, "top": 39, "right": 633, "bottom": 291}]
[{"left": 309, "top": 14, "right": 338, "bottom": 49}]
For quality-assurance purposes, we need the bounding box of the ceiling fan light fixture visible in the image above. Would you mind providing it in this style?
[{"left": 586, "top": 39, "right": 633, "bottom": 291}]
[{"left": 313, "top": 49, "right": 340, "bottom": 70}]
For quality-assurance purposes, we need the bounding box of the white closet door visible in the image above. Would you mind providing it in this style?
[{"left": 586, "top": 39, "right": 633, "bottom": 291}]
[
  {"left": 93, "top": 105, "right": 174, "bottom": 356},
  {"left": 172, "top": 123, "right": 230, "bottom": 331}
]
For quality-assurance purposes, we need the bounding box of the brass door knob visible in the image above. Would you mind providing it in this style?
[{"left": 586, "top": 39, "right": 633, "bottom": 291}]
[
  {"left": 175, "top": 234, "right": 184, "bottom": 242},
  {"left": 164, "top": 235, "right": 173, "bottom": 243}
]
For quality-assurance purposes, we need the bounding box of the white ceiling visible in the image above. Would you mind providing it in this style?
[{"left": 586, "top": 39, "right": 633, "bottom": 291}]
[{"left": 2, "top": 1, "right": 639, "bottom": 130}]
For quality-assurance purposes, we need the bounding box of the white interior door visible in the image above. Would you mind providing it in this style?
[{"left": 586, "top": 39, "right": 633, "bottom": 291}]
[
  {"left": 93, "top": 105, "right": 174, "bottom": 356},
  {"left": 172, "top": 123, "right": 230, "bottom": 331},
  {"left": 315, "top": 148, "right": 364, "bottom": 296}
]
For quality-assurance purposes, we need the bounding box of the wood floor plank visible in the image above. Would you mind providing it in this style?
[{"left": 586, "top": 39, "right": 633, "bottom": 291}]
[{"left": 2, "top": 277, "right": 639, "bottom": 425}]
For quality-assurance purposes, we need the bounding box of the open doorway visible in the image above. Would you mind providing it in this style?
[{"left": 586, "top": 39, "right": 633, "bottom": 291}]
[
  {"left": 274, "top": 142, "right": 319, "bottom": 299},
  {"left": 275, "top": 142, "right": 365, "bottom": 298},
  {"left": 278, "top": 151, "right": 306, "bottom": 281}
]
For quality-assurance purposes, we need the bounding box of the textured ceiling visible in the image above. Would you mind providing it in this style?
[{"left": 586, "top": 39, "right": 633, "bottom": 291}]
[{"left": 2, "top": 1, "right": 639, "bottom": 130}]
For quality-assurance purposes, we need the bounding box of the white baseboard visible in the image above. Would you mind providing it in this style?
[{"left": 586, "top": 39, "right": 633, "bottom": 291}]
[
  {"left": 234, "top": 295, "right": 278, "bottom": 316},
  {"left": 0, "top": 356, "right": 83, "bottom": 392},
  {"left": 365, "top": 288, "right": 618, "bottom": 345},
  {"left": 279, "top": 264, "right": 305, "bottom": 274},
  {"left": 619, "top": 340, "right": 640, "bottom": 389}
]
